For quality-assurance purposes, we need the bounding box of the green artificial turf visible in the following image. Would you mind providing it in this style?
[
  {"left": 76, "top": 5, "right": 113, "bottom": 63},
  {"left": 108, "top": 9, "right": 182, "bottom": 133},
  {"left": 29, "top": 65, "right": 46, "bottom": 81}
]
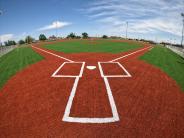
[
  {"left": 0, "top": 46, "right": 43, "bottom": 89},
  {"left": 44, "top": 40, "right": 142, "bottom": 53},
  {"left": 140, "top": 46, "right": 184, "bottom": 91}
]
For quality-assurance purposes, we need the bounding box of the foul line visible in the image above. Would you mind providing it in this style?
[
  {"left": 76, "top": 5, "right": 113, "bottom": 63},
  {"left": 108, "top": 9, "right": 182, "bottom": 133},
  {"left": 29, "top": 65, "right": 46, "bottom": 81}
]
[
  {"left": 32, "top": 46, "right": 74, "bottom": 62},
  {"left": 108, "top": 46, "right": 152, "bottom": 62}
]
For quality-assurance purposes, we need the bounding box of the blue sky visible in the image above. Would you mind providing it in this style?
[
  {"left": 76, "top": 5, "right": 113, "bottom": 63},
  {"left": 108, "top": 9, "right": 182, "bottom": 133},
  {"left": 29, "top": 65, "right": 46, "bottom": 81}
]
[{"left": 0, "top": 0, "right": 184, "bottom": 44}]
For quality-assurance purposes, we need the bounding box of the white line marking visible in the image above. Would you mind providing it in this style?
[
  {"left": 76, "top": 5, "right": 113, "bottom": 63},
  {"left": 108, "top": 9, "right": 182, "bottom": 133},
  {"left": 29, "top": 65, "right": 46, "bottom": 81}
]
[
  {"left": 103, "top": 77, "right": 119, "bottom": 120},
  {"left": 52, "top": 62, "right": 84, "bottom": 78},
  {"left": 109, "top": 46, "right": 152, "bottom": 62},
  {"left": 86, "top": 66, "right": 96, "bottom": 70},
  {"left": 63, "top": 77, "right": 81, "bottom": 118},
  {"left": 61, "top": 62, "right": 121, "bottom": 123},
  {"left": 52, "top": 62, "right": 131, "bottom": 123},
  {"left": 32, "top": 46, "right": 74, "bottom": 62},
  {"left": 62, "top": 74, "right": 120, "bottom": 123},
  {"left": 98, "top": 62, "right": 131, "bottom": 78},
  {"left": 117, "top": 62, "right": 132, "bottom": 77},
  {"left": 63, "top": 117, "right": 118, "bottom": 123}
]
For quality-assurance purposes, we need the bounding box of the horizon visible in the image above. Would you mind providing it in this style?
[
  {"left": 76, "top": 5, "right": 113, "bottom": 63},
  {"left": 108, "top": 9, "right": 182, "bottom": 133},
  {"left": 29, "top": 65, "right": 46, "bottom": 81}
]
[{"left": 0, "top": 0, "right": 184, "bottom": 44}]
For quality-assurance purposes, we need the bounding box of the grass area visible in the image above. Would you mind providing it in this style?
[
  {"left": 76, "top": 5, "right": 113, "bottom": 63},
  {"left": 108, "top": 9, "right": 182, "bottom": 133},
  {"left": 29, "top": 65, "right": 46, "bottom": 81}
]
[
  {"left": 140, "top": 46, "right": 184, "bottom": 91},
  {"left": 44, "top": 39, "right": 142, "bottom": 53},
  {"left": 0, "top": 46, "right": 43, "bottom": 89}
]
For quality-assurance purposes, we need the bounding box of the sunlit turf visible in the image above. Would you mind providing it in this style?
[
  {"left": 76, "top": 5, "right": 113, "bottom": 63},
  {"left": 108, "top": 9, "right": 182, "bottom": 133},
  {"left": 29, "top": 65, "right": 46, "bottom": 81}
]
[
  {"left": 44, "top": 39, "right": 142, "bottom": 53},
  {"left": 0, "top": 46, "right": 43, "bottom": 89},
  {"left": 140, "top": 46, "right": 184, "bottom": 91}
]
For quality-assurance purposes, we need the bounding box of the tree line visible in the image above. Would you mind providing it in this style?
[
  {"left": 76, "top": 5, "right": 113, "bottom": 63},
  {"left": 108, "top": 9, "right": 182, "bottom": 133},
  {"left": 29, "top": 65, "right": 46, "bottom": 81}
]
[{"left": 2, "top": 32, "right": 109, "bottom": 46}]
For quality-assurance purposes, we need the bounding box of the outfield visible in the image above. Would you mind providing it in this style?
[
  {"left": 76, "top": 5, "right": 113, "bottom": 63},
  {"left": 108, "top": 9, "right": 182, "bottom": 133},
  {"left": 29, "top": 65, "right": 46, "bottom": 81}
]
[
  {"left": 44, "top": 39, "right": 142, "bottom": 53},
  {"left": 0, "top": 46, "right": 43, "bottom": 89},
  {"left": 140, "top": 46, "right": 184, "bottom": 91}
]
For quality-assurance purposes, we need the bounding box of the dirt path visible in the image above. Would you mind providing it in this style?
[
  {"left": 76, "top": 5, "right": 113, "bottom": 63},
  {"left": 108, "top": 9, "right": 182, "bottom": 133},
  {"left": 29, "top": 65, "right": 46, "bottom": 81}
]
[{"left": 0, "top": 45, "right": 184, "bottom": 138}]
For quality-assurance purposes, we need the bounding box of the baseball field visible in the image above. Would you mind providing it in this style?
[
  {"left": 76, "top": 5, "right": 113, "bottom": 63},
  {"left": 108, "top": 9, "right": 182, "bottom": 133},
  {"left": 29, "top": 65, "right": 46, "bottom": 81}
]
[{"left": 0, "top": 39, "right": 184, "bottom": 137}]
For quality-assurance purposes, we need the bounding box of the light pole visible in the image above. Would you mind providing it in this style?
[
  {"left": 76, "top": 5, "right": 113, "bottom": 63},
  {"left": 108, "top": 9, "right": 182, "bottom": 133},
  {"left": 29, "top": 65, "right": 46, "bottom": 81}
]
[
  {"left": 126, "top": 21, "right": 128, "bottom": 39},
  {"left": 0, "top": 10, "right": 2, "bottom": 46},
  {"left": 55, "top": 21, "right": 59, "bottom": 38},
  {"left": 181, "top": 13, "right": 184, "bottom": 48}
]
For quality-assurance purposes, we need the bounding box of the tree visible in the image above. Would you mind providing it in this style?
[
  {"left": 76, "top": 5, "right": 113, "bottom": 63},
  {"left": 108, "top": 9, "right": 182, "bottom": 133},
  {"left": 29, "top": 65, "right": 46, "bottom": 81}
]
[
  {"left": 12, "top": 40, "right": 16, "bottom": 45},
  {"left": 82, "top": 32, "right": 88, "bottom": 39},
  {"left": 67, "top": 32, "right": 76, "bottom": 39},
  {"left": 4, "top": 40, "right": 16, "bottom": 46},
  {"left": 4, "top": 41, "right": 8, "bottom": 46},
  {"left": 25, "top": 36, "right": 34, "bottom": 44},
  {"left": 19, "top": 40, "right": 25, "bottom": 45},
  {"left": 76, "top": 36, "right": 81, "bottom": 39},
  {"left": 102, "top": 35, "right": 108, "bottom": 39},
  {"left": 39, "top": 34, "right": 47, "bottom": 41}
]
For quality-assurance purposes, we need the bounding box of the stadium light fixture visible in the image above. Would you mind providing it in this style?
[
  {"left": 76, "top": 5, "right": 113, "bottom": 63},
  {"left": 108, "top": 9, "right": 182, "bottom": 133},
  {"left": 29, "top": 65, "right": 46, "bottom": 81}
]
[{"left": 181, "top": 13, "right": 184, "bottom": 48}]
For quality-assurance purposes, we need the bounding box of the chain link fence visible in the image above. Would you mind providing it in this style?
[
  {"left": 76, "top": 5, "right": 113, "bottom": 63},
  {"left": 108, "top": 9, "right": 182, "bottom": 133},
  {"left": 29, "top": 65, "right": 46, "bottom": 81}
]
[
  {"left": 0, "top": 45, "right": 17, "bottom": 57},
  {"left": 166, "top": 45, "right": 184, "bottom": 58}
]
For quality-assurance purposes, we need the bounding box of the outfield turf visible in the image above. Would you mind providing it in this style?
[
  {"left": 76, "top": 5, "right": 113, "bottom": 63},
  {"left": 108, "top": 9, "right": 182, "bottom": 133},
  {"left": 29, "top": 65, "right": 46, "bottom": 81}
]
[
  {"left": 140, "top": 46, "right": 184, "bottom": 91},
  {"left": 44, "top": 40, "right": 142, "bottom": 53},
  {"left": 0, "top": 46, "right": 43, "bottom": 89}
]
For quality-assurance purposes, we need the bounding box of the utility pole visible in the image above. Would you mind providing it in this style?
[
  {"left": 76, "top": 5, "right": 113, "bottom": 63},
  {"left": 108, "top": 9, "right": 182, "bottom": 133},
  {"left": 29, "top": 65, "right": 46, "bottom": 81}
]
[
  {"left": 181, "top": 13, "right": 184, "bottom": 48},
  {"left": 56, "top": 21, "right": 58, "bottom": 38},
  {"left": 126, "top": 21, "right": 128, "bottom": 39}
]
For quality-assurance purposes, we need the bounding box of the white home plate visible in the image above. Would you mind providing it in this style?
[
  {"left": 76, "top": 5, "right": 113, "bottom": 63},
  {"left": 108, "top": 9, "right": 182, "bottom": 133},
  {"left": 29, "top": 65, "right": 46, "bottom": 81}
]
[{"left": 86, "top": 66, "right": 96, "bottom": 70}]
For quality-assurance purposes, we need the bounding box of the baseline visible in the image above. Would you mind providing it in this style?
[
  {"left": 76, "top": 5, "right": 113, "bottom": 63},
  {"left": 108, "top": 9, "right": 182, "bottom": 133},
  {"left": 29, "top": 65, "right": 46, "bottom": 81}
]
[{"left": 32, "top": 46, "right": 74, "bottom": 62}]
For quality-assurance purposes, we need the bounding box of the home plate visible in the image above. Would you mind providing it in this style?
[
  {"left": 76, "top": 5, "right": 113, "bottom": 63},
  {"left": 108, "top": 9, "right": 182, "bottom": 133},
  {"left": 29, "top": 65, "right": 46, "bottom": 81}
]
[{"left": 86, "top": 66, "right": 96, "bottom": 70}]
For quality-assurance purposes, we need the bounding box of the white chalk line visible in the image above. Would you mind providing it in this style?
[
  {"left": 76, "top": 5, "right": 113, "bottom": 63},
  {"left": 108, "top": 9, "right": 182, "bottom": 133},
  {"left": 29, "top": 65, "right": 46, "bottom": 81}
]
[
  {"left": 32, "top": 45, "right": 151, "bottom": 63},
  {"left": 52, "top": 62, "right": 84, "bottom": 78},
  {"left": 32, "top": 46, "right": 74, "bottom": 62},
  {"left": 41, "top": 43, "right": 149, "bottom": 123},
  {"left": 52, "top": 62, "right": 131, "bottom": 123},
  {"left": 109, "top": 46, "right": 152, "bottom": 62},
  {"left": 98, "top": 62, "right": 132, "bottom": 78}
]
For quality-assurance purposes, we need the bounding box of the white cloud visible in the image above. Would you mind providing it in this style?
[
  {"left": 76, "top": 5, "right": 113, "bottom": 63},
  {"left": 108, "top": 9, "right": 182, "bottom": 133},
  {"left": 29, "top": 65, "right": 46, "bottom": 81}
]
[
  {"left": 82, "top": 0, "right": 184, "bottom": 42},
  {"left": 0, "top": 34, "right": 14, "bottom": 43},
  {"left": 38, "top": 21, "right": 71, "bottom": 31}
]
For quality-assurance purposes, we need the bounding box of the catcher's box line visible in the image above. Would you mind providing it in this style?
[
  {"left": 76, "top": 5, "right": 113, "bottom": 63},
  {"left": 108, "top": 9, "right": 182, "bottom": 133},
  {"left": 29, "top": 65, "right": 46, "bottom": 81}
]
[
  {"left": 52, "top": 62, "right": 131, "bottom": 123},
  {"left": 32, "top": 46, "right": 74, "bottom": 62}
]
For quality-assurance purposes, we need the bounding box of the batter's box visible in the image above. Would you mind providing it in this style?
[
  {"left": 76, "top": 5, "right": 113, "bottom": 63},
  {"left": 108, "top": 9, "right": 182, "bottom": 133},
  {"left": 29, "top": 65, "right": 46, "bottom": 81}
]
[
  {"left": 52, "top": 62, "right": 85, "bottom": 78},
  {"left": 98, "top": 62, "right": 131, "bottom": 78}
]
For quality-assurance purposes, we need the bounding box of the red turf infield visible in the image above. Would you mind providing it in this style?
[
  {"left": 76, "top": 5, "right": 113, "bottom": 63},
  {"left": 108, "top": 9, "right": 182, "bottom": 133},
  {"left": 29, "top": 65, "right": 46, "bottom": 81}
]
[{"left": 0, "top": 44, "right": 184, "bottom": 137}]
